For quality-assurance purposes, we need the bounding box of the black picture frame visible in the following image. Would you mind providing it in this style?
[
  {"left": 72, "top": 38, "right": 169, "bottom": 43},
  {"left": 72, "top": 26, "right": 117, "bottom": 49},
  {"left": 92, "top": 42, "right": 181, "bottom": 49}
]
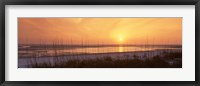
[{"left": 0, "top": 0, "right": 199, "bottom": 86}]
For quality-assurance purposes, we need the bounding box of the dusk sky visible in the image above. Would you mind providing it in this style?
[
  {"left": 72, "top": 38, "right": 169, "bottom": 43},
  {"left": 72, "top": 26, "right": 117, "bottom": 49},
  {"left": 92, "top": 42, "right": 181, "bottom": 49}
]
[{"left": 18, "top": 18, "right": 182, "bottom": 45}]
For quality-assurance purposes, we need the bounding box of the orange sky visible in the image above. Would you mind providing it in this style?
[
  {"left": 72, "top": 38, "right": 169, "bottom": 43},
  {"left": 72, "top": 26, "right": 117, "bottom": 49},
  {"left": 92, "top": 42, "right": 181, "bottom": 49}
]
[{"left": 18, "top": 18, "right": 182, "bottom": 45}]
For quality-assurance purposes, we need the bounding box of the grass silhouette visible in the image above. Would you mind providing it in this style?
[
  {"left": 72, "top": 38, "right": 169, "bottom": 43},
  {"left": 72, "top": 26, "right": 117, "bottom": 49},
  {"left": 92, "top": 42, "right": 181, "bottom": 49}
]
[{"left": 29, "top": 52, "right": 182, "bottom": 68}]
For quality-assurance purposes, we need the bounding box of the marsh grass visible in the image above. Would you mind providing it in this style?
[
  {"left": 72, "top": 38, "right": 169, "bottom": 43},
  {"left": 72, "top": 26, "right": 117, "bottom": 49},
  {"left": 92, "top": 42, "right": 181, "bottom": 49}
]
[
  {"left": 29, "top": 52, "right": 182, "bottom": 68},
  {"left": 23, "top": 39, "right": 182, "bottom": 68}
]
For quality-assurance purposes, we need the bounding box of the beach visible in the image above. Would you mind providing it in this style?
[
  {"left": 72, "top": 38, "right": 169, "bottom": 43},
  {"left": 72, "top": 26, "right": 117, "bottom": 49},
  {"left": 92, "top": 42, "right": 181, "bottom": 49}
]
[{"left": 18, "top": 48, "right": 182, "bottom": 68}]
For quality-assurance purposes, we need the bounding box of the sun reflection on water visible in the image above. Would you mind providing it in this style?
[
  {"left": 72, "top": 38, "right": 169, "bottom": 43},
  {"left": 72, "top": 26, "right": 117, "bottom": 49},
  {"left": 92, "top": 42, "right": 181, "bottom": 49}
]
[{"left": 119, "top": 46, "right": 123, "bottom": 52}]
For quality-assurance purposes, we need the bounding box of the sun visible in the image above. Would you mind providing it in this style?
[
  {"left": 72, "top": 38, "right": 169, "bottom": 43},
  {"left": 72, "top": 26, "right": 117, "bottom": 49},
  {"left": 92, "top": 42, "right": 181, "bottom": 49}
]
[
  {"left": 118, "top": 37, "right": 124, "bottom": 44},
  {"left": 119, "top": 37, "right": 123, "bottom": 42}
]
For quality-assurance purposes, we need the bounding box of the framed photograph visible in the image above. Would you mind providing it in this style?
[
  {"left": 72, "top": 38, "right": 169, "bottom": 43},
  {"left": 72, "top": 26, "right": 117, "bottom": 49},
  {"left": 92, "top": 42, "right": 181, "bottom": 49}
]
[{"left": 0, "top": 0, "right": 199, "bottom": 86}]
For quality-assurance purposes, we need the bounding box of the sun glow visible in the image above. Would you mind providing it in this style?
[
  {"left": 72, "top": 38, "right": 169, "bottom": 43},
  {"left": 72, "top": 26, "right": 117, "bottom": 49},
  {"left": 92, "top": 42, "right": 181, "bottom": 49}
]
[
  {"left": 119, "top": 37, "right": 123, "bottom": 42},
  {"left": 118, "top": 36, "right": 124, "bottom": 44}
]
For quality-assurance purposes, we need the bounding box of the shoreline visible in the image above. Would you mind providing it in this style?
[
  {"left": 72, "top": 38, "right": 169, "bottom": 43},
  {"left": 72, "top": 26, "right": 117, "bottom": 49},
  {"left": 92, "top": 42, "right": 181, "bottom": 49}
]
[
  {"left": 18, "top": 49, "right": 182, "bottom": 68},
  {"left": 19, "top": 48, "right": 181, "bottom": 58}
]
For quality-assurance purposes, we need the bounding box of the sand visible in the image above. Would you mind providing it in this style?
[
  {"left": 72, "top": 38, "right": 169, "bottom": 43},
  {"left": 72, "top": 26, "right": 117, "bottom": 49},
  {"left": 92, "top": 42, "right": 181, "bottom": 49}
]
[{"left": 18, "top": 49, "right": 181, "bottom": 68}]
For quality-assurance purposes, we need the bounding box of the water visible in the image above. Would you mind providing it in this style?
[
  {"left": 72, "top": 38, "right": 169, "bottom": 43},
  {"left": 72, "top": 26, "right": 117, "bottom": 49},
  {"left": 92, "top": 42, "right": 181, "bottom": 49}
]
[{"left": 18, "top": 44, "right": 182, "bottom": 58}]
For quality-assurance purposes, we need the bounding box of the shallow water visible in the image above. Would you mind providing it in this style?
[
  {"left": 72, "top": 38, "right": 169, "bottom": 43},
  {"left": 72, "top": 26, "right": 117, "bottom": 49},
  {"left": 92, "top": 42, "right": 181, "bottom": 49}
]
[{"left": 18, "top": 45, "right": 182, "bottom": 58}]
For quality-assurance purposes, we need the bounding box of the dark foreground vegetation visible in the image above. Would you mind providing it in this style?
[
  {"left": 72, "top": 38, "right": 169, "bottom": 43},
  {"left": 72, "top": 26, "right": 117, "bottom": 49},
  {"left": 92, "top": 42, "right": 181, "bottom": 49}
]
[{"left": 29, "top": 52, "right": 182, "bottom": 68}]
